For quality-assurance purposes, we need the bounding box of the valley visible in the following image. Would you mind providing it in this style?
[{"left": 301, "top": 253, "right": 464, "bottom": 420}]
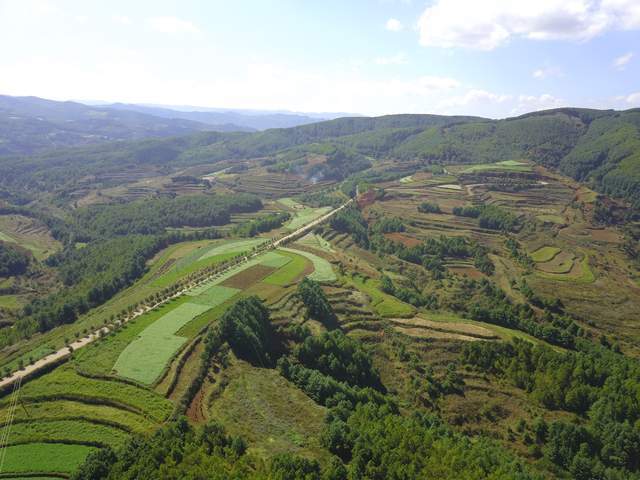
[{"left": 0, "top": 108, "right": 639, "bottom": 479}]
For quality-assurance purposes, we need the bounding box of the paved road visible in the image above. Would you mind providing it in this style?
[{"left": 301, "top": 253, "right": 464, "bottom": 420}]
[{"left": 0, "top": 200, "right": 351, "bottom": 390}]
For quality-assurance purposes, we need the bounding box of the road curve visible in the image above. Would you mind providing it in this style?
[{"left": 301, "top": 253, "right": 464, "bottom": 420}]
[{"left": 0, "top": 199, "right": 352, "bottom": 390}]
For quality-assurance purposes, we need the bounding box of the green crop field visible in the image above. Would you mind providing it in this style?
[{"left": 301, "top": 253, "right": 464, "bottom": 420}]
[
  {"left": 0, "top": 399, "right": 155, "bottom": 434},
  {"left": 17, "top": 365, "right": 172, "bottom": 421},
  {"left": 5, "top": 418, "right": 130, "bottom": 447},
  {"left": 296, "top": 233, "right": 335, "bottom": 253},
  {"left": 280, "top": 198, "right": 332, "bottom": 231},
  {"left": 199, "top": 238, "right": 267, "bottom": 259},
  {"left": 188, "top": 284, "right": 240, "bottom": 307},
  {"left": 347, "top": 274, "right": 414, "bottom": 318},
  {"left": 279, "top": 247, "right": 336, "bottom": 282},
  {"left": 460, "top": 160, "right": 531, "bottom": 173},
  {"left": 0, "top": 443, "right": 96, "bottom": 474},
  {"left": 263, "top": 250, "right": 309, "bottom": 286},
  {"left": 74, "top": 297, "right": 190, "bottom": 375},
  {"left": 114, "top": 302, "right": 212, "bottom": 384},
  {"left": 530, "top": 246, "right": 562, "bottom": 263}
]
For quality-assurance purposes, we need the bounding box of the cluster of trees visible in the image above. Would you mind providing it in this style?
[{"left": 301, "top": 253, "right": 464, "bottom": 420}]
[
  {"left": 417, "top": 201, "right": 441, "bottom": 214},
  {"left": 72, "top": 417, "right": 340, "bottom": 480},
  {"left": 297, "top": 278, "right": 337, "bottom": 327},
  {"left": 73, "top": 194, "right": 262, "bottom": 238},
  {"left": 219, "top": 296, "right": 274, "bottom": 367},
  {"left": 453, "top": 204, "right": 518, "bottom": 231},
  {"left": 464, "top": 339, "right": 640, "bottom": 479},
  {"left": 233, "top": 211, "right": 290, "bottom": 237},
  {"left": 373, "top": 234, "right": 495, "bottom": 277},
  {"left": 293, "top": 330, "right": 382, "bottom": 390},
  {"left": 330, "top": 206, "right": 369, "bottom": 248},
  {"left": 370, "top": 216, "right": 404, "bottom": 234},
  {"left": 505, "top": 237, "right": 534, "bottom": 271},
  {"left": 380, "top": 274, "right": 438, "bottom": 309},
  {"left": 294, "top": 189, "right": 344, "bottom": 208},
  {"left": 461, "top": 278, "right": 578, "bottom": 348},
  {"left": 0, "top": 241, "right": 30, "bottom": 277},
  {"left": 4, "top": 229, "right": 223, "bottom": 347}
]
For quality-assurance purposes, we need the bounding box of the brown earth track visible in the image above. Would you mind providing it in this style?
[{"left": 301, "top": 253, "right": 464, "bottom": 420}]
[{"left": 384, "top": 232, "right": 422, "bottom": 247}]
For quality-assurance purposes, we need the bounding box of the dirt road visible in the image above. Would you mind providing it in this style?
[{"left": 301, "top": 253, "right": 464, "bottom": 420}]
[{"left": 0, "top": 200, "right": 351, "bottom": 390}]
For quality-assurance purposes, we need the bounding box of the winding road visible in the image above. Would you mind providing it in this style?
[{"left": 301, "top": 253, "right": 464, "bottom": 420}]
[{"left": 0, "top": 199, "right": 352, "bottom": 390}]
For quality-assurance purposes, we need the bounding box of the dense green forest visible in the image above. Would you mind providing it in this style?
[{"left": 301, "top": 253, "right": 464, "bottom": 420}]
[
  {"left": 3, "top": 108, "right": 640, "bottom": 206},
  {"left": 0, "top": 241, "right": 30, "bottom": 277}
]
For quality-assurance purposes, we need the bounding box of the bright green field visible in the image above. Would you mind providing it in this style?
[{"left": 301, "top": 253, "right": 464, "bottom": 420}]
[
  {"left": 347, "top": 274, "right": 414, "bottom": 318},
  {"left": 296, "top": 233, "right": 335, "bottom": 253},
  {"left": 114, "top": 302, "right": 212, "bottom": 384},
  {"left": 461, "top": 160, "right": 531, "bottom": 173},
  {"left": 17, "top": 365, "right": 172, "bottom": 421},
  {"left": 280, "top": 198, "right": 332, "bottom": 231},
  {"left": 0, "top": 399, "right": 155, "bottom": 435},
  {"left": 0, "top": 443, "right": 96, "bottom": 474},
  {"left": 530, "top": 246, "right": 562, "bottom": 263},
  {"left": 74, "top": 297, "right": 189, "bottom": 375},
  {"left": 199, "top": 238, "right": 267, "bottom": 260},
  {"left": 263, "top": 251, "right": 309, "bottom": 286},
  {"left": 279, "top": 247, "right": 336, "bottom": 282},
  {"left": 4, "top": 419, "right": 129, "bottom": 447},
  {"left": 399, "top": 175, "right": 414, "bottom": 183},
  {"left": 188, "top": 284, "right": 240, "bottom": 307}
]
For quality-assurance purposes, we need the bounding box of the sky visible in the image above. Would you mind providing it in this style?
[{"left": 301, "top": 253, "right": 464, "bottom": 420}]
[{"left": 0, "top": 0, "right": 639, "bottom": 118}]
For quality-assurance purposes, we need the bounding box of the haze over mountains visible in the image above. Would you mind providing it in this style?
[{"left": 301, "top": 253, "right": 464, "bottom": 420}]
[{"left": 0, "top": 95, "right": 343, "bottom": 155}]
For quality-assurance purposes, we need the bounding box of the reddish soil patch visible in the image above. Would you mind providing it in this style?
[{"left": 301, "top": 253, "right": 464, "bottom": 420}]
[
  {"left": 357, "top": 189, "right": 377, "bottom": 208},
  {"left": 221, "top": 264, "right": 276, "bottom": 289},
  {"left": 187, "top": 386, "right": 206, "bottom": 423},
  {"left": 384, "top": 232, "right": 422, "bottom": 247},
  {"left": 448, "top": 266, "right": 484, "bottom": 279}
]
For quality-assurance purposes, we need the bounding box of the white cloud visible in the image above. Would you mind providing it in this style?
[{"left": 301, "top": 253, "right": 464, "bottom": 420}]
[
  {"left": 418, "top": 0, "right": 640, "bottom": 50},
  {"left": 375, "top": 52, "right": 409, "bottom": 65},
  {"left": 532, "top": 66, "right": 563, "bottom": 79},
  {"left": 147, "top": 16, "right": 200, "bottom": 34},
  {"left": 625, "top": 92, "right": 640, "bottom": 104},
  {"left": 385, "top": 18, "right": 404, "bottom": 31},
  {"left": 112, "top": 15, "right": 132, "bottom": 25},
  {"left": 613, "top": 51, "right": 633, "bottom": 69}
]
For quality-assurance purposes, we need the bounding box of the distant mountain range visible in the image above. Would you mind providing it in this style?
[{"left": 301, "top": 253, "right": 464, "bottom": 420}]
[
  {"left": 98, "top": 103, "right": 342, "bottom": 130},
  {"left": 0, "top": 95, "right": 345, "bottom": 155}
]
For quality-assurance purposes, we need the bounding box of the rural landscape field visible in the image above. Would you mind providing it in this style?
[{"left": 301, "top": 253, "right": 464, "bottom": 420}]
[{"left": 2, "top": 1, "right": 640, "bottom": 479}]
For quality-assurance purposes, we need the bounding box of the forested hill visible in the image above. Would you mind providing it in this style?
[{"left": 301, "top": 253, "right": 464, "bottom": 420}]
[
  {"left": 1, "top": 106, "right": 640, "bottom": 205},
  {"left": 0, "top": 95, "right": 251, "bottom": 155}
]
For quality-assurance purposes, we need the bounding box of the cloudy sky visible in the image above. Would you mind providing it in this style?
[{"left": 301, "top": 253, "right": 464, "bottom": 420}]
[{"left": 1, "top": 0, "right": 639, "bottom": 117}]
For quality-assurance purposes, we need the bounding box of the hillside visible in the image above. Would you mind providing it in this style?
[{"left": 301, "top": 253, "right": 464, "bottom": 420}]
[
  {"left": 1, "top": 106, "right": 640, "bottom": 479},
  {"left": 1, "top": 107, "right": 640, "bottom": 207},
  {"left": 101, "top": 103, "right": 329, "bottom": 130},
  {"left": 0, "top": 95, "right": 252, "bottom": 155}
]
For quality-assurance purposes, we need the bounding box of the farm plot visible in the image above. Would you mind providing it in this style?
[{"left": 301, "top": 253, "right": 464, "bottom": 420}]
[
  {"left": 263, "top": 251, "right": 310, "bottom": 286},
  {"left": 346, "top": 274, "right": 414, "bottom": 318},
  {"left": 0, "top": 443, "right": 96, "bottom": 475},
  {"left": 536, "top": 251, "right": 575, "bottom": 274},
  {"left": 114, "top": 302, "right": 212, "bottom": 384},
  {"left": 17, "top": 365, "right": 172, "bottom": 421},
  {"left": 279, "top": 198, "right": 332, "bottom": 231},
  {"left": 295, "top": 233, "right": 335, "bottom": 253},
  {"left": 459, "top": 160, "right": 531, "bottom": 174},
  {"left": 536, "top": 254, "right": 595, "bottom": 283},
  {"left": 279, "top": 247, "right": 336, "bottom": 282},
  {"left": 530, "top": 246, "right": 562, "bottom": 263},
  {"left": 0, "top": 214, "right": 61, "bottom": 260},
  {"left": 391, "top": 316, "right": 497, "bottom": 341},
  {"left": 198, "top": 238, "right": 267, "bottom": 260}
]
